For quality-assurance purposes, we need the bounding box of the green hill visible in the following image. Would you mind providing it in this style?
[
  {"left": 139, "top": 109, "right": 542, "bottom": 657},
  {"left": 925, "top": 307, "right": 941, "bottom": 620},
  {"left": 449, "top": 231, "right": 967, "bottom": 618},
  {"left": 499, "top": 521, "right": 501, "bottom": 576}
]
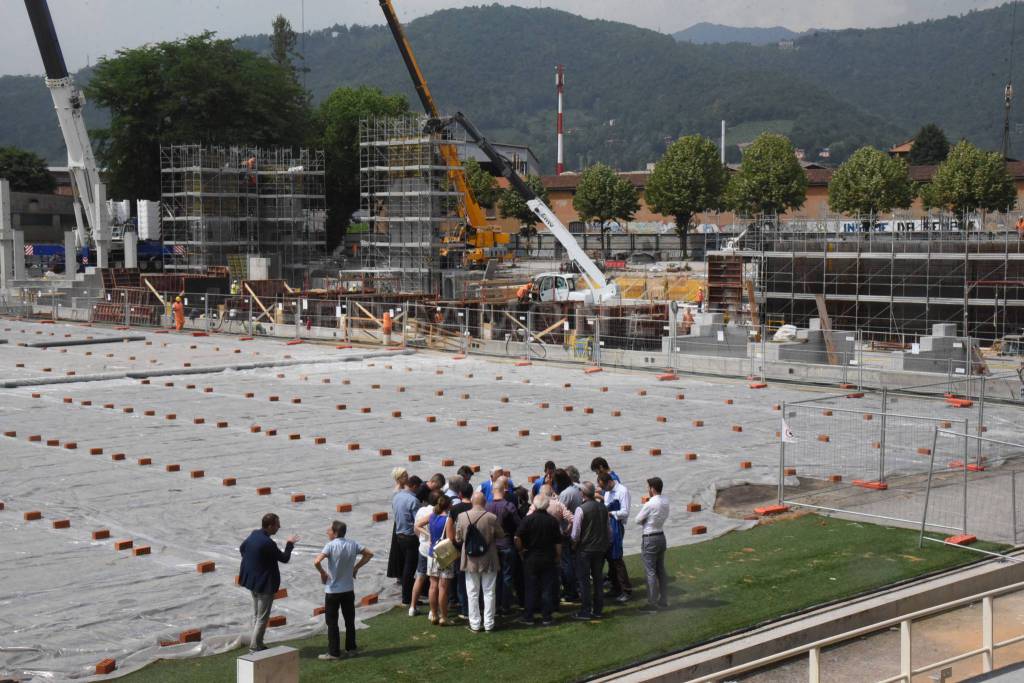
[{"left": 2, "top": 3, "right": 1019, "bottom": 173}]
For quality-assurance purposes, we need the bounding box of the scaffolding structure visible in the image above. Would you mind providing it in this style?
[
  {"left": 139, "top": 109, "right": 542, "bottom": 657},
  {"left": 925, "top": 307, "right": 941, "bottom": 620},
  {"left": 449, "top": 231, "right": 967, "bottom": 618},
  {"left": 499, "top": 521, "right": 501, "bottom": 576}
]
[
  {"left": 359, "top": 115, "right": 467, "bottom": 295},
  {"left": 730, "top": 215, "right": 1024, "bottom": 343},
  {"left": 160, "top": 145, "right": 326, "bottom": 284}
]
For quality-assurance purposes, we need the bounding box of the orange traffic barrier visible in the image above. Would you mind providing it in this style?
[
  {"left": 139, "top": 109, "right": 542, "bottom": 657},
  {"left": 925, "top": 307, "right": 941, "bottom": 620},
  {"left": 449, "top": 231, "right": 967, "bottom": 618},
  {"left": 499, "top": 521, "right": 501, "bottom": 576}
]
[{"left": 749, "top": 382, "right": 768, "bottom": 389}]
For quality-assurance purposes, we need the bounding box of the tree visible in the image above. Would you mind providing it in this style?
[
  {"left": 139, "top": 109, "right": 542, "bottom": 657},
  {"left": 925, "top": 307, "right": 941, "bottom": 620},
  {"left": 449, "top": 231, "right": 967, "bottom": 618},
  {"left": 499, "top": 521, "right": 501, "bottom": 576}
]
[
  {"left": 908, "top": 123, "right": 950, "bottom": 166},
  {"left": 317, "top": 86, "right": 409, "bottom": 248},
  {"left": 645, "top": 135, "right": 728, "bottom": 258},
  {"left": 0, "top": 146, "right": 56, "bottom": 193},
  {"left": 270, "top": 15, "right": 299, "bottom": 71},
  {"left": 463, "top": 158, "right": 498, "bottom": 209},
  {"left": 828, "top": 146, "right": 913, "bottom": 222},
  {"left": 725, "top": 133, "right": 807, "bottom": 218},
  {"left": 573, "top": 163, "right": 640, "bottom": 256},
  {"left": 920, "top": 139, "right": 1016, "bottom": 216},
  {"left": 497, "top": 174, "right": 548, "bottom": 255},
  {"left": 87, "top": 33, "right": 311, "bottom": 201}
]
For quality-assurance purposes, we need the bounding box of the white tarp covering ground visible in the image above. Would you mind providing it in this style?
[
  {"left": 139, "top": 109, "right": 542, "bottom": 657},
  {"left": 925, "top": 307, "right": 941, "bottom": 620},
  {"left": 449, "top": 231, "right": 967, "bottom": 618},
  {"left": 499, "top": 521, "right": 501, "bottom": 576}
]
[{"left": 1, "top": 320, "right": 848, "bottom": 681}]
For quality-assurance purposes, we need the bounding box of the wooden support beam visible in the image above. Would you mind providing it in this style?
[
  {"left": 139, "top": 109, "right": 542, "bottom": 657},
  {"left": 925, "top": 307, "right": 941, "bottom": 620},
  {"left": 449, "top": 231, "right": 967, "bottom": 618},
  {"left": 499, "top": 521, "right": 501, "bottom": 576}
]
[
  {"left": 141, "top": 278, "right": 166, "bottom": 307},
  {"left": 814, "top": 293, "right": 839, "bottom": 366},
  {"left": 244, "top": 283, "right": 273, "bottom": 323}
]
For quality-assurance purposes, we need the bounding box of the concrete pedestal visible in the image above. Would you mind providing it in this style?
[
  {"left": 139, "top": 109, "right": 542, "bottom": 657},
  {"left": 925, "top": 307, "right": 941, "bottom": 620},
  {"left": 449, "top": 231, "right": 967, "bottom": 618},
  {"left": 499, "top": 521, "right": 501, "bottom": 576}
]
[{"left": 236, "top": 646, "right": 298, "bottom": 683}]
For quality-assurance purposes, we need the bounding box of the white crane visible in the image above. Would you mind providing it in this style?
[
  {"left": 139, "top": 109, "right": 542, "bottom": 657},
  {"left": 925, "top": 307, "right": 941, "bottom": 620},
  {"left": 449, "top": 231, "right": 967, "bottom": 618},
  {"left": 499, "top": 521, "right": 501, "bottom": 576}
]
[{"left": 24, "top": 0, "right": 110, "bottom": 267}]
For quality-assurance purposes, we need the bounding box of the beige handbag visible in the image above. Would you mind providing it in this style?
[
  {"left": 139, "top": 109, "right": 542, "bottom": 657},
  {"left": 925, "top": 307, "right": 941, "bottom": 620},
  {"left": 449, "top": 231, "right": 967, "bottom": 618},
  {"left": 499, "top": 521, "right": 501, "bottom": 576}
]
[{"left": 432, "top": 538, "right": 458, "bottom": 569}]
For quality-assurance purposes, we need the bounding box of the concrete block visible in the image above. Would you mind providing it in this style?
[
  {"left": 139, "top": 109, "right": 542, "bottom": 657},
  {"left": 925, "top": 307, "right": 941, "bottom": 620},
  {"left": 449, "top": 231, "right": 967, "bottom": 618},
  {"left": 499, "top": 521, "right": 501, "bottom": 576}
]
[{"left": 236, "top": 646, "right": 298, "bottom": 683}]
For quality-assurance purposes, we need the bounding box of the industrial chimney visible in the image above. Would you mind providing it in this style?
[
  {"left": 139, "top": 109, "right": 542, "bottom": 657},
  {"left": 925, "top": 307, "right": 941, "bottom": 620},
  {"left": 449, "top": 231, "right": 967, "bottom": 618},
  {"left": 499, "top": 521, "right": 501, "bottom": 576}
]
[{"left": 555, "top": 64, "right": 565, "bottom": 175}]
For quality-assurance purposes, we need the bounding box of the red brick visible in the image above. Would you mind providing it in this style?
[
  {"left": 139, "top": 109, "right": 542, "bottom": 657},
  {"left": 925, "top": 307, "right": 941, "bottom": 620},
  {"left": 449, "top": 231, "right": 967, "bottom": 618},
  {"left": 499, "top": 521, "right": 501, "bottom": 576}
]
[
  {"left": 917, "top": 447, "right": 932, "bottom": 456},
  {"left": 111, "top": 453, "right": 125, "bottom": 461},
  {"left": 360, "top": 407, "right": 372, "bottom": 414},
  {"left": 336, "top": 503, "right": 352, "bottom": 513},
  {"left": 135, "top": 456, "right": 152, "bottom": 466},
  {"left": 685, "top": 452, "right": 698, "bottom": 461},
  {"left": 590, "top": 440, "right": 602, "bottom": 448},
  {"left": 425, "top": 416, "right": 436, "bottom": 423},
  {"left": 291, "top": 494, "right": 306, "bottom": 503},
  {"left": 103, "top": 403, "right": 115, "bottom": 409},
  {"left": 196, "top": 561, "right": 216, "bottom": 574},
  {"left": 95, "top": 658, "right": 117, "bottom": 675},
  {"left": 313, "top": 606, "right": 326, "bottom": 616},
  {"left": 740, "top": 461, "right": 752, "bottom": 469},
  {"left": 725, "top": 399, "right": 734, "bottom": 405},
  {"left": 686, "top": 503, "right": 702, "bottom": 512},
  {"left": 122, "top": 407, "right": 134, "bottom": 414},
  {"left": 500, "top": 396, "right": 509, "bottom": 403},
  {"left": 818, "top": 434, "right": 830, "bottom": 443},
  {"left": 407, "top": 454, "right": 421, "bottom": 463},
  {"left": 360, "top": 593, "right": 379, "bottom": 606},
  {"left": 250, "top": 425, "right": 261, "bottom": 433},
  {"left": 313, "top": 436, "right": 326, "bottom": 445},
  {"left": 265, "top": 429, "right": 278, "bottom": 437},
  {"left": 165, "top": 413, "right": 176, "bottom": 420},
  {"left": 732, "top": 425, "right": 743, "bottom": 433},
  {"left": 785, "top": 468, "right": 797, "bottom": 476},
  {"left": 269, "top": 396, "right": 279, "bottom": 402},
  {"left": 222, "top": 478, "right": 236, "bottom": 487},
  {"left": 518, "top": 429, "right": 530, "bottom": 437},
  {"left": 288, "top": 433, "right": 300, "bottom": 441},
  {"left": 165, "top": 464, "right": 180, "bottom": 472},
  {"left": 563, "top": 405, "right": 574, "bottom": 412},
  {"left": 471, "top": 465, "right": 481, "bottom": 472},
  {"left": 268, "top": 615, "right": 287, "bottom": 628},
  {"left": 46, "top": 439, "right": 59, "bottom": 447},
  {"left": 691, "top": 525, "right": 707, "bottom": 535},
  {"left": 190, "top": 470, "right": 204, "bottom": 479},
  {"left": 620, "top": 444, "right": 632, "bottom": 452},
  {"left": 828, "top": 475, "right": 843, "bottom": 483},
  {"left": 52, "top": 518, "right": 71, "bottom": 529},
  {"left": 391, "top": 411, "right": 402, "bottom": 418},
  {"left": 92, "top": 529, "right": 110, "bottom": 540},
  {"left": 656, "top": 415, "right": 668, "bottom": 423},
  {"left": 822, "top": 410, "right": 833, "bottom": 416},
  {"left": 245, "top": 392, "right": 255, "bottom": 398},
  {"left": 335, "top": 404, "right": 346, "bottom": 411},
  {"left": 63, "top": 397, "right": 73, "bottom": 404},
  {"left": 347, "top": 443, "right": 360, "bottom": 451},
  {"left": 538, "top": 402, "right": 549, "bottom": 409},
  {"left": 649, "top": 448, "right": 662, "bottom": 456},
  {"left": 133, "top": 545, "right": 151, "bottom": 556},
  {"left": 62, "top": 441, "right": 76, "bottom": 449},
  {"left": 3, "top": 431, "right": 15, "bottom": 437},
  {"left": 611, "top": 410, "right": 622, "bottom": 417},
  {"left": 144, "top": 410, "right": 154, "bottom": 416},
  {"left": 863, "top": 414, "right": 873, "bottom": 421},
  {"left": 192, "top": 417, "right": 206, "bottom": 425},
  {"left": 114, "top": 539, "right": 133, "bottom": 551},
  {"left": 256, "top": 487, "right": 271, "bottom": 496},
  {"left": 637, "top": 389, "right": 648, "bottom": 396},
  {"left": 692, "top": 420, "right": 704, "bottom": 427},
  {"left": 179, "top": 628, "right": 202, "bottom": 643},
  {"left": 550, "top": 434, "right": 561, "bottom": 442},
  {"left": 456, "top": 419, "right": 468, "bottom": 427},
  {"left": 442, "top": 458, "right": 455, "bottom": 467},
  {"left": 372, "top": 512, "right": 389, "bottom": 523}
]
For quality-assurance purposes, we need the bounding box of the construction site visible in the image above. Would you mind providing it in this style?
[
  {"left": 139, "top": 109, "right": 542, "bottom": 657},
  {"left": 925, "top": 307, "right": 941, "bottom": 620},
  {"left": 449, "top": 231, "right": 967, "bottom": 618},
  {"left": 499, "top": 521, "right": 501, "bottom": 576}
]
[{"left": 5, "top": 1, "right": 1024, "bottom": 682}]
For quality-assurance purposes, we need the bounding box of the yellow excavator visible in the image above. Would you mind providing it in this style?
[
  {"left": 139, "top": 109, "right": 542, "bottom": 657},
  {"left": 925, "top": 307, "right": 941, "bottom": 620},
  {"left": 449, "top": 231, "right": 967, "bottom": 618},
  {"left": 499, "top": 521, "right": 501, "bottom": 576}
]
[{"left": 379, "top": 0, "right": 511, "bottom": 268}]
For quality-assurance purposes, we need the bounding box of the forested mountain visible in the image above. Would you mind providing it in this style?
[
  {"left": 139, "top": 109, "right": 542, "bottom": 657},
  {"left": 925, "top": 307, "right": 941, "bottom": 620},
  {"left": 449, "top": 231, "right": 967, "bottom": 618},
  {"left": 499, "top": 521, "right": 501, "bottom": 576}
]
[
  {"left": 0, "top": 3, "right": 1020, "bottom": 173},
  {"left": 673, "top": 23, "right": 801, "bottom": 45}
]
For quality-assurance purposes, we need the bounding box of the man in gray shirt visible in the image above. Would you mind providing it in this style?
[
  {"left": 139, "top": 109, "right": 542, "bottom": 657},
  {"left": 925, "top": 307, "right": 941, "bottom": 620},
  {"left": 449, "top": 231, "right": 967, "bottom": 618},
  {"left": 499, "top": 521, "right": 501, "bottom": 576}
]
[{"left": 392, "top": 479, "right": 421, "bottom": 606}]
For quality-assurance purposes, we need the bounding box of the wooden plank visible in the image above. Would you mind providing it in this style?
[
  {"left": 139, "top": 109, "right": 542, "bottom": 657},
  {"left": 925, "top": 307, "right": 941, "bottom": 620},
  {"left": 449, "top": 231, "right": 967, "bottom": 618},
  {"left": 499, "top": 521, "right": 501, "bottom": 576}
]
[
  {"left": 243, "top": 283, "right": 273, "bottom": 323},
  {"left": 140, "top": 278, "right": 166, "bottom": 307},
  {"left": 814, "top": 293, "right": 840, "bottom": 366}
]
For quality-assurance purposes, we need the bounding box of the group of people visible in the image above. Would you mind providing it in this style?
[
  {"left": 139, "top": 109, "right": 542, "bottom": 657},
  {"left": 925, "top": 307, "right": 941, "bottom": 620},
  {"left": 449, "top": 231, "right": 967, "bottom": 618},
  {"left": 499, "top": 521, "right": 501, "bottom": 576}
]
[
  {"left": 388, "top": 457, "right": 670, "bottom": 631},
  {"left": 234, "top": 456, "right": 669, "bottom": 662}
]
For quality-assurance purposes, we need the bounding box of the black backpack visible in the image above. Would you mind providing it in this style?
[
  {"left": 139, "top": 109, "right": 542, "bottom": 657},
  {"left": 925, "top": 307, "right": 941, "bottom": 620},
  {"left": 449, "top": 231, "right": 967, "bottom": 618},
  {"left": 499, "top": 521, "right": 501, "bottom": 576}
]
[{"left": 465, "top": 514, "right": 489, "bottom": 557}]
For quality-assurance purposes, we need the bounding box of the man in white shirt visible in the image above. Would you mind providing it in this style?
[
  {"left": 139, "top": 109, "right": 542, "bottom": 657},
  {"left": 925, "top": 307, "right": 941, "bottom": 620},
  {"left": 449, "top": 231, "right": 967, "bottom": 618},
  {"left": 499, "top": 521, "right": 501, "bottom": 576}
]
[
  {"left": 313, "top": 520, "right": 374, "bottom": 659},
  {"left": 598, "top": 472, "right": 632, "bottom": 602},
  {"left": 635, "top": 477, "right": 670, "bottom": 612}
]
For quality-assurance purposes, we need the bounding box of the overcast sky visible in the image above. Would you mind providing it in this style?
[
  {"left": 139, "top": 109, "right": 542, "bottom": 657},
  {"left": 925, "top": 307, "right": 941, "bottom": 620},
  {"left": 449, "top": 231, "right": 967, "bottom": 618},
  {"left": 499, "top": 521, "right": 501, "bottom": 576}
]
[{"left": 0, "top": 0, "right": 1008, "bottom": 76}]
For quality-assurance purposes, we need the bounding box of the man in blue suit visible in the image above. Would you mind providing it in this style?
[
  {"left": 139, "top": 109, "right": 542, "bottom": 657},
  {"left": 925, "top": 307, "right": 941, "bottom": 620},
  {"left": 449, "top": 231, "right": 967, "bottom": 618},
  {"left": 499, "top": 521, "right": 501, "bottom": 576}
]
[{"left": 239, "top": 513, "right": 299, "bottom": 652}]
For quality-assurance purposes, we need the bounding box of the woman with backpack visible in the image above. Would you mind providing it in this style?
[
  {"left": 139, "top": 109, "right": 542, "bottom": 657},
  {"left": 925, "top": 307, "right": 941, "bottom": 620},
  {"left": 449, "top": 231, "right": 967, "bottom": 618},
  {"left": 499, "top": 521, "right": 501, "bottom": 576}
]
[
  {"left": 417, "top": 494, "right": 456, "bottom": 626},
  {"left": 455, "top": 491, "right": 504, "bottom": 632}
]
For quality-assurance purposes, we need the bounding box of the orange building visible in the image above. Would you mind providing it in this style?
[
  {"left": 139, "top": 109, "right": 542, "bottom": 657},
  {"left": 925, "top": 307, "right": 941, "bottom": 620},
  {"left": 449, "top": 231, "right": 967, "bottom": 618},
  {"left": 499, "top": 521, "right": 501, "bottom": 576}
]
[{"left": 490, "top": 162, "right": 1024, "bottom": 232}]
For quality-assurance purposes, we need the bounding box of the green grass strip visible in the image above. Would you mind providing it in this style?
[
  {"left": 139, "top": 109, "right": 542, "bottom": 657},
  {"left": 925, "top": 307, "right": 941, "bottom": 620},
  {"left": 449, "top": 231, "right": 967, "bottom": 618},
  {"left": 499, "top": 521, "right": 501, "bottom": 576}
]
[{"left": 122, "top": 514, "right": 1001, "bottom": 682}]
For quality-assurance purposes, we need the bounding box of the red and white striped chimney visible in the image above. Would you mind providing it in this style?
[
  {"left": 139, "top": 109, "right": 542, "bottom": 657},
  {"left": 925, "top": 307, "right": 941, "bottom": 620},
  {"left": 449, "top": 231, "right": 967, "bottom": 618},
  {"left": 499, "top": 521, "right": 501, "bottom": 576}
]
[{"left": 555, "top": 64, "right": 565, "bottom": 175}]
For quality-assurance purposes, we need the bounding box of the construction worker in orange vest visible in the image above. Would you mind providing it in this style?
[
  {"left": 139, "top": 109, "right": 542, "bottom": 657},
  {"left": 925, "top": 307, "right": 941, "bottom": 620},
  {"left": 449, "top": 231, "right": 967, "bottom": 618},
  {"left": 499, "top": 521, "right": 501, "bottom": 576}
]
[
  {"left": 172, "top": 296, "right": 185, "bottom": 332},
  {"left": 1016, "top": 216, "right": 1024, "bottom": 239},
  {"left": 382, "top": 310, "right": 393, "bottom": 345},
  {"left": 695, "top": 286, "right": 705, "bottom": 313},
  {"left": 516, "top": 281, "right": 533, "bottom": 304}
]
